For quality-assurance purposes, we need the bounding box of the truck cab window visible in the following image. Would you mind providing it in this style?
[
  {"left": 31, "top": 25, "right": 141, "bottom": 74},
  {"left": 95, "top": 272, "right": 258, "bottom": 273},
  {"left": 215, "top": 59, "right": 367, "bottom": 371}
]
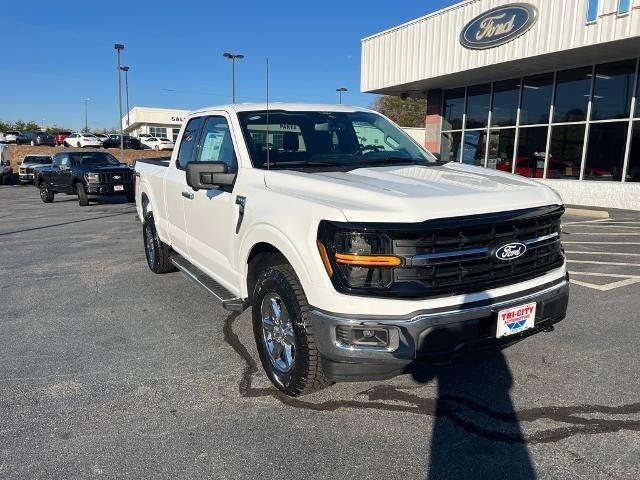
[
  {"left": 176, "top": 116, "right": 205, "bottom": 169},
  {"left": 197, "top": 116, "right": 237, "bottom": 172}
]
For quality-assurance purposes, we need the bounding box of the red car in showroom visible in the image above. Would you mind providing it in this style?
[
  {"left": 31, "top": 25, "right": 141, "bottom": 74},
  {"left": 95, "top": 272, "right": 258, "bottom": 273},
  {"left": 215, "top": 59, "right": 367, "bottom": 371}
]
[{"left": 55, "top": 131, "right": 72, "bottom": 146}]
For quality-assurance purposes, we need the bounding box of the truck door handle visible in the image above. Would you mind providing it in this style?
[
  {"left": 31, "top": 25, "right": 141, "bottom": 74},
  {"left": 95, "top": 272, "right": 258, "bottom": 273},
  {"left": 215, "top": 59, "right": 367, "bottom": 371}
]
[{"left": 182, "top": 191, "right": 194, "bottom": 200}]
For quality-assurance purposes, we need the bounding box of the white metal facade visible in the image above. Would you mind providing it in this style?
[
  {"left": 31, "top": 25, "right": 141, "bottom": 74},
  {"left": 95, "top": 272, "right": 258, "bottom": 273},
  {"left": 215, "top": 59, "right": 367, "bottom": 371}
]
[{"left": 361, "top": 0, "right": 640, "bottom": 94}]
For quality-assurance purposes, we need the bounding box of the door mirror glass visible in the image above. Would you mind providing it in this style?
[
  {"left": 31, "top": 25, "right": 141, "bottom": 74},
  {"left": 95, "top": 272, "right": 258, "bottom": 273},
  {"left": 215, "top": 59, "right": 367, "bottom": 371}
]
[{"left": 186, "top": 161, "right": 235, "bottom": 190}]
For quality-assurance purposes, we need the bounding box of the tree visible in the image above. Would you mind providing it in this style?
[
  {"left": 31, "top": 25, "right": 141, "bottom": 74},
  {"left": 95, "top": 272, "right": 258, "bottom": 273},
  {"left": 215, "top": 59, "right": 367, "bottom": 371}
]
[{"left": 370, "top": 95, "right": 427, "bottom": 128}]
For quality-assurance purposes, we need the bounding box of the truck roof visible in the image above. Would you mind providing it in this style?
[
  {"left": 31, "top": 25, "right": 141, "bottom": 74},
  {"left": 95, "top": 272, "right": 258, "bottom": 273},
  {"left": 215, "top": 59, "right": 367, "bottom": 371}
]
[{"left": 190, "top": 102, "right": 374, "bottom": 115}]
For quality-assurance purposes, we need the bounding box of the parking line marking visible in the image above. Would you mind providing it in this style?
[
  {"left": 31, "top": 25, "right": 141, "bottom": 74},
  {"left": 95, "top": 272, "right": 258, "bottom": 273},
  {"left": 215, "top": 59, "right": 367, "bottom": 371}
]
[
  {"left": 562, "top": 219, "right": 611, "bottom": 226},
  {"left": 568, "top": 271, "right": 640, "bottom": 279},
  {"left": 562, "top": 242, "right": 640, "bottom": 245},
  {"left": 566, "top": 260, "right": 640, "bottom": 267},
  {"left": 569, "top": 278, "right": 640, "bottom": 291},
  {"left": 566, "top": 251, "right": 640, "bottom": 257},
  {"left": 564, "top": 225, "right": 640, "bottom": 229},
  {"left": 564, "top": 233, "right": 640, "bottom": 236}
]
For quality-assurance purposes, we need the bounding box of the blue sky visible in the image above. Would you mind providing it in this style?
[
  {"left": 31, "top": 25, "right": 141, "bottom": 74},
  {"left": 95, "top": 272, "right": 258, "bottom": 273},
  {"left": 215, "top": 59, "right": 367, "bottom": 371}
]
[{"left": 1, "top": 0, "right": 458, "bottom": 130}]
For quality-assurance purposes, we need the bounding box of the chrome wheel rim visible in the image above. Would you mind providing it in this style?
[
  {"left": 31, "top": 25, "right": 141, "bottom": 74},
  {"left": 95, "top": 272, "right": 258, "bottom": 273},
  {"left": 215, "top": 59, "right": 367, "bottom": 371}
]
[
  {"left": 39, "top": 184, "right": 47, "bottom": 200},
  {"left": 144, "top": 224, "right": 156, "bottom": 265},
  {"left": 260, "top": 293, "right": 295, "bottom": 373}
]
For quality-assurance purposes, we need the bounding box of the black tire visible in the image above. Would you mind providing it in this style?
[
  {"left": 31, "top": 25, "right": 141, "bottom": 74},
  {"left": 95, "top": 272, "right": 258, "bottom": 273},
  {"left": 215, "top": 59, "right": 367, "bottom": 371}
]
[
  {"left": 76, "top": 141, "right": 81, "bottom": 148},
  {"left": 63, "top": 141, "right": 69, "bottom": 147},
  {"left": 142, "top": 212, "right": 175, "bottom": 274},
  {"left": 39, "top": 181, "right": 54, "bottom": 203},
  {"left": 76, "top": 182, "right": 89, "bottom": 206},
  {"left": 154, "top": 145, "right": 159, "bottom": 151},
  {"left": 252, "top": 263, "right": 330, "bottom": 396}
]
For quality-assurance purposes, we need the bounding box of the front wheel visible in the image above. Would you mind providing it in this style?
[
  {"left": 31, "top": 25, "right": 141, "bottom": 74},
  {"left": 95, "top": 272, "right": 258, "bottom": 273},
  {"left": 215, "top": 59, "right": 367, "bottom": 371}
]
[
  {"left": 154, "top": 145, "right": 159, "bottom": 151},
  {"left": 76, "top": 182, "right": 89, "bottom": 206},
  {"left": 252, "top": 263, "right": 330, "bottom": 396},
  {"left": 39, "top": 182, "right": 54, "bottom": 203},
  {"left": 76, "top": 142, "right": 81, "bottom": 148}
]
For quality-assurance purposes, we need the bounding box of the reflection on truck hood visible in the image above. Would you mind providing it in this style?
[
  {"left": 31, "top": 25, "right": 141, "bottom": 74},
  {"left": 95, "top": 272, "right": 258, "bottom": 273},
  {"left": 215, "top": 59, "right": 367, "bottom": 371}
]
[{"left": 263, "top": 162, "right": 563, "bottom": 223}]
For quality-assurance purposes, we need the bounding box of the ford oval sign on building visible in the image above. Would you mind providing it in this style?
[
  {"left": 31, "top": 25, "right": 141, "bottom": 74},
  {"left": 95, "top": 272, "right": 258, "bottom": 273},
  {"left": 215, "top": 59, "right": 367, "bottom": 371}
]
[{"left": 460, "top": 3, "right": 538, "bottom": 50}]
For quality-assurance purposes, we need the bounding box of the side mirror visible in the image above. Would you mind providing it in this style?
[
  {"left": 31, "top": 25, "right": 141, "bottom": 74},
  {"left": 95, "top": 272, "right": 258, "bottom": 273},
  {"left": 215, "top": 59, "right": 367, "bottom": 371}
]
[{"left": 186, "top": 161, "right": 235, "bottom": 190}]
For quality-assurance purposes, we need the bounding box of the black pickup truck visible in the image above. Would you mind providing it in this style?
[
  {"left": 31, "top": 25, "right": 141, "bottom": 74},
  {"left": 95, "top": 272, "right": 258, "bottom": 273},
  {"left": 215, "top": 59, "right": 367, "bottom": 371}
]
[{"left": 35, "top": 151, "right": 134, "bottom": 206}]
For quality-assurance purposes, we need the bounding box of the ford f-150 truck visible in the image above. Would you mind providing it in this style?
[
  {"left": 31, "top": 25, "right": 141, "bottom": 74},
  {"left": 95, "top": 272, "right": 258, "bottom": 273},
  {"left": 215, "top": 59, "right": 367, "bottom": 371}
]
[{"left": 134, "top": 103, "right": 569, "bottom": 396}]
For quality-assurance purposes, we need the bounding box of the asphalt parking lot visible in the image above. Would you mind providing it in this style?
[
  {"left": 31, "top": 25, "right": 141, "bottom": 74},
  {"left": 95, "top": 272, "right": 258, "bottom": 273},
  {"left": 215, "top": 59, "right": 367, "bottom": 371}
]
[{"left": 1, "top": 185, "right": 639, "bottom": 479}]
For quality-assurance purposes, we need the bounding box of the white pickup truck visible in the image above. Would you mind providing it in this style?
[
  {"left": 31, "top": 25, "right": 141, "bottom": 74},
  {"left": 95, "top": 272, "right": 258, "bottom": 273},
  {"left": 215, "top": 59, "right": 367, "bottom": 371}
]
[{"left": 134, "top": 103, "right": 569, "bottom": 396}]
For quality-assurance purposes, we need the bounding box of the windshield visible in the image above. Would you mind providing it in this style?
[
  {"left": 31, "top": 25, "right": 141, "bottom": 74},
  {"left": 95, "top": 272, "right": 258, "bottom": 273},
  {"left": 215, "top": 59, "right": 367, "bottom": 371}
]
[
  {"left": 24, "top": 156, "right": 51, "bottom": 164},
  {"left": 70, "top": 152, "right": 120, "bottom": 166},
  {"left": 237, "top": 110, "right": 436, "bottom": 170}
]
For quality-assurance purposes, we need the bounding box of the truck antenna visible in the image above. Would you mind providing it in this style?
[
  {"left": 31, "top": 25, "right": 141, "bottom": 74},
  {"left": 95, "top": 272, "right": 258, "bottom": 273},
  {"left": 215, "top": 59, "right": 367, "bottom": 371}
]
[{"left": 266, "top": 57, "right": 270, "bottom": 170}]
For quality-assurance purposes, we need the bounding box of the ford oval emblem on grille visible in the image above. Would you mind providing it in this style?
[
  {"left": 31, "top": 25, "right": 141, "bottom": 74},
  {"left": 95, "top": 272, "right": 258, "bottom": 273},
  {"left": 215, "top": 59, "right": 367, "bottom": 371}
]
[
  {"left": 113, "top": 175, "right": 121, "bottom": 180},
  {"left": 495, "top": 242, "right": 527, "bottom": 261}
]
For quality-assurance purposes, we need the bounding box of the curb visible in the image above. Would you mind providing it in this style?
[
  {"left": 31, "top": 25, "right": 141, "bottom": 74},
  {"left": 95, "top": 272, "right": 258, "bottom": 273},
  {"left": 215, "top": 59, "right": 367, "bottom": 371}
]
[{"left": 565, "top": 207, "right": 610, "bottom": 219}]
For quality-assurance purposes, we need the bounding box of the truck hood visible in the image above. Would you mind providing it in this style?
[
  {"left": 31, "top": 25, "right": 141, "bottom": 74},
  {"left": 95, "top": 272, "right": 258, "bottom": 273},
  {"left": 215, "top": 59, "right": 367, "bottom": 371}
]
[{"left": 263, "top": 163, "right": 563, "bottom": 223}]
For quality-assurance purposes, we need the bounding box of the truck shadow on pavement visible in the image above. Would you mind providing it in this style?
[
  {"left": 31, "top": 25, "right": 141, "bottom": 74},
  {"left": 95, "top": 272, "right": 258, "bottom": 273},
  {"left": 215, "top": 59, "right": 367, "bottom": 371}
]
[{"left": 223, "top": 312, "right": 640, "bottom": 478}]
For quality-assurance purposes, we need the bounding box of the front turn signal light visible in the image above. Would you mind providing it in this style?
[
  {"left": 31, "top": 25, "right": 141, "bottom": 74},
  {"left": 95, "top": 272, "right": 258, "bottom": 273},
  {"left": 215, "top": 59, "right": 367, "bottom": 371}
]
[
  {"left": 334, "top": 253, "right": 402, "bottom": 267},
  {"left": 316, "top": 240, "right": 334, "bottom": 277}
]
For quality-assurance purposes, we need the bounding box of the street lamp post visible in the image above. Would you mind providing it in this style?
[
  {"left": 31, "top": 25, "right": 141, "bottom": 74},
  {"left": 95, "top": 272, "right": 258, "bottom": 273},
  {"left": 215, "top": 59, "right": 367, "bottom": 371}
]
[
  {"left": 114, "top": 43, "right": 125, "bottom": 155},
  {"left": 223, "top": 52, "right": 244, "bottom": 103},
  {"left": 83, "top": 98, "right": 90, "bottom": 132},
  {"left": 120, "top": 66, "right": 130, "bottom": 127},
  {"left": 336, "top": 87, "right": 348, "bottom": 104}
]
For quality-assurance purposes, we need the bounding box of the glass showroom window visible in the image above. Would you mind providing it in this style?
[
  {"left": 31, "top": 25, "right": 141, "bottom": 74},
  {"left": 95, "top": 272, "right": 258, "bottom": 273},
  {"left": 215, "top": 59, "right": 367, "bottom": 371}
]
[
  {"left": 554, "top": 67, "right": 591, "bottom": 123},
  {"left": 584, "top": 122, "right": 628, "bottom": 181},
  {"left": 465, "top": 83, "right": 491, "bottom": 129},
  {"left": 443, "top": 88, "right": 465, "bottom": 130},
  {"left": 441, "top": 131, "right": 462, "bottom": 162},
  {"left": 618, "top": 0, "right": 631, "bottom": 14},
  {"left": 460, "top": 131, "right": 487, "bottom": 166},
  {"left": 586, "top": 0, "right": 599, "bottom": 22},
  {"left": 515, "top": 127, "right": 548, "bottom": 178},
  {"left": 636, "top": 66, "right": 640, "bottom": 118},
  {"left": 520, "top": 73, "right": 553, "bottom": 125},
  {"left": 547, "top": 125, "right": 585, "bottom": 179},
  {"left": 491, "top": 78, "right": 520, "bottom": 127},
  {"left": 591, "top": 59, "right": 636, "bottom": 121},
  {"left": 149, "top": 127, "right": 167, "bottom": 138},
  {"left": 487, "top": 129, "right": 515, "bottom": 171},
  {"left": 627, "top": 123, "right": 640, "bottom": 182}
]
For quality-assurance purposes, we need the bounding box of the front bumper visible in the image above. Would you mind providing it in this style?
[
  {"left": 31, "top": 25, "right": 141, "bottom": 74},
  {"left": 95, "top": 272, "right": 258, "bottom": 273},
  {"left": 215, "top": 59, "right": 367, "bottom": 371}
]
[
  {"left": 19, "top": 173, "right": 35, "bottom": 182},
  {"left": 86, "top": 182, "right": 133, "bottom": 195},
  {"left": 311, "top": 277, "right": 569, "bottom": 381}
]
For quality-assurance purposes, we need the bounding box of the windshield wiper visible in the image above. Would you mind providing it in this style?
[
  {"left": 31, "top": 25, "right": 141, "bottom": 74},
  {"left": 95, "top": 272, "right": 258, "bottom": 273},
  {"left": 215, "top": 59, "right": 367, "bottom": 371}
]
[{"left": 354, "top": 157, "right": 428, "bottom": 166}]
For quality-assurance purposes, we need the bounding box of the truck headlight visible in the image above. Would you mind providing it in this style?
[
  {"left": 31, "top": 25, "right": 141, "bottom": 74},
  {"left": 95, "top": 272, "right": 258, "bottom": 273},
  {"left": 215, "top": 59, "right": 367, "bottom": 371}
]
[
  {"left": 317, "top": 222, "right": 400, "bottom": 290},
  {"left": 85, "top": 173, "right": 100, "bottom": 182}
]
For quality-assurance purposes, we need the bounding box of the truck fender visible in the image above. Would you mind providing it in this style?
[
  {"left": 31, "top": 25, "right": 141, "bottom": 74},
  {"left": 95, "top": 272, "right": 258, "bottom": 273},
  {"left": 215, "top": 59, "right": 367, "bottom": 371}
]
[{"left": 238, "top": 223, "right": 312, "bottom": 299}]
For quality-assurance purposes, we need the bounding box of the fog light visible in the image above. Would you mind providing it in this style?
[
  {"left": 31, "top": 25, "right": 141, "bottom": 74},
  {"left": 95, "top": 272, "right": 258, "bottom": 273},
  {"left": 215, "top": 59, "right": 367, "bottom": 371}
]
[{"left": 336, "top": 326, "right": 390, "bottom": 348}]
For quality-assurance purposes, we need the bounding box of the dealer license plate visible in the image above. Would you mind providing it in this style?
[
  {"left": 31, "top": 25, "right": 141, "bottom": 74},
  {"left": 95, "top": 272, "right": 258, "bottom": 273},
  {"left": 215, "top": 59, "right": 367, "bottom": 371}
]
[
  {"left": 496, "top": 302, "right": 537, "bottom": 338},
  {"left": 114, "top": 185, "right": 124, "bottom": 191}
]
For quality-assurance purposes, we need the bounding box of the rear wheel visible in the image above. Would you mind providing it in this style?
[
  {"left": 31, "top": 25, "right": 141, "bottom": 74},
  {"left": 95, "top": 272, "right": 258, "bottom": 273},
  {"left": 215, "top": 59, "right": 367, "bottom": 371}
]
[
  {"left": 76, "top": 141, "right": 81, "bottom": 148},
  {"left": 252, "top": 263, "right": 331, "bottom": 396},
  {"left": 63, "top": 141, "right": 69, "bottom": 147},
  {"left": 39, "top": 182, "right": 54, "bottom": 203},
  {"left": 76, "top": 182, "right": 89, "bottom": 206},
  {"left": 154, "top": 145, "right": 159, "bottom": 151},
  {"left": 143, "top": 212, "right": 175, "bottom": 274}
]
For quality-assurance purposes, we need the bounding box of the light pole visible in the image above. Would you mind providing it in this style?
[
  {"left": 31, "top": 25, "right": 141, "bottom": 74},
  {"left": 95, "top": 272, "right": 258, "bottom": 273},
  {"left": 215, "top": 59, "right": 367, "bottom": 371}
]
[
  {"left": 336, "top": 87, "right": 348, "bottom": 104},
  {"left": 114, "top": 43, "right": 125, "bottom": 155},
  {"left": 83, "top": 98, "right": 90, "bottom": 132},
  {"left": 223, "top": 52, "right": 244, "bottom": 103},
  {"left": 120, "top": 66, "right": 130, "bottom": 127}
]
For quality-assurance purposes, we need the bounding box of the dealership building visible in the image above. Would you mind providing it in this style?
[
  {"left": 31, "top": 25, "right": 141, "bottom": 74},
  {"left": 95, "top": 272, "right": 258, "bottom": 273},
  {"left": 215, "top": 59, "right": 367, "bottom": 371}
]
[
  {"left": 362, "top": 0, "right": 640, "bottom": 210},
  {"left": 122, "top": 106, "right": 190, "bottom": 141}
]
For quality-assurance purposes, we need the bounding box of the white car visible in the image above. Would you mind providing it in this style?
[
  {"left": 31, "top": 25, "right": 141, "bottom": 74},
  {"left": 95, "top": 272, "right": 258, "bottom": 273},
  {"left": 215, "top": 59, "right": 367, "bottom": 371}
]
[
  {"left": 64, "top": 132, "right": 103, "bottom": 148},
  {"left": 3, "top": 131, "right": 22, "bottom": 144},
  {"left": 142, "top": 137, "right": 174, "bottom": 151},
  {"left": 135, "top": 103, "right": 569, "bottom": 396}
]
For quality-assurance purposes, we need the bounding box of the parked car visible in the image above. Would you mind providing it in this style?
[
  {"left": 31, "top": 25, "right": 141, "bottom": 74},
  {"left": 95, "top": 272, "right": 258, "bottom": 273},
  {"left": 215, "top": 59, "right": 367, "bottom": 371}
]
[
  {"left": 103, "top": 135, "right": 141, "bottom": 150},
  {"left": 36, "top": 151, "right": 134, "bottom": 206},
  {"left": 17, "top": 131, "right": 55, "bottom": 146},
  {"left": 63, "top": 132, "right": 103, "bottom": 148},
  {"left": 93, "top": 133, "right": 110, "bottom": 142},
  {"left": 0, "top": 144, "right": 12, "bottom": 184},
  {"left": 4, "top": 131, "right": 22, "bottom": 144},
  {"left": 18, "top": 154, "right": 53, "bottom": 184},
  {"left": 135, "top": 103, "right": 569, "bottom": 396},
  {"left": 0, "top": 132, "right": 5, "bottom": 143},
  {"left": 141, "top": 137, "right": 174, "bottom": 151},
  {"left": 55, "top": 131, "right": 72, "bottom": 146}
]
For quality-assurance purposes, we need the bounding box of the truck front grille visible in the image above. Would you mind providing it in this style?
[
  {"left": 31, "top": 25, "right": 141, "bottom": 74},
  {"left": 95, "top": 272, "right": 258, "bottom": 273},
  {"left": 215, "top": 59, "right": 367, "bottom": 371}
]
[
  {"left": 388, "top": 206, "right": 564, "bottom": 297},
  {"left": 98, "top": 172, "right": 132, "bottom": 183}
]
